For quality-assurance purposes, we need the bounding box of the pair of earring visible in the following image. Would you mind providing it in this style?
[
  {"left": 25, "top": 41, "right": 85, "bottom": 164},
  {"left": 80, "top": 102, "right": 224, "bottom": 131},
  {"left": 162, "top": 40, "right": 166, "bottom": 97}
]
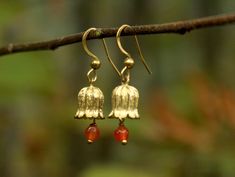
[{"left": 74, "top": 25, "right": 151, "bottom": 145}]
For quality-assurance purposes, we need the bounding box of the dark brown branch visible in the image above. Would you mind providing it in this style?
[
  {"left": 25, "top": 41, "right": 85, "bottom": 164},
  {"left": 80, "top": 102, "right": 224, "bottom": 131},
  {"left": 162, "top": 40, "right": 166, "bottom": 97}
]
[{"left": 1, "top": 13, "right": 235, "bottom": 56}]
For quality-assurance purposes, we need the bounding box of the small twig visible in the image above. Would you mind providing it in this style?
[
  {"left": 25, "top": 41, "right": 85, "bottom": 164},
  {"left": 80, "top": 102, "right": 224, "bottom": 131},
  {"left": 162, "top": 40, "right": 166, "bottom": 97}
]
[{"left": 0, "top": 13, "right": 235, "bottom": 56}]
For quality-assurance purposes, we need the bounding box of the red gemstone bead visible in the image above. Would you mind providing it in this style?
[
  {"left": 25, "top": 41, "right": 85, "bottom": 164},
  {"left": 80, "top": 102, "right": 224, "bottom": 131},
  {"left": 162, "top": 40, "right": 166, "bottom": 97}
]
[
  {"left": 85, "top": 123, "right": 100, "bottom": 143},
  {"left": 114, "top": 123, "right": 129, "bottom": 145}
]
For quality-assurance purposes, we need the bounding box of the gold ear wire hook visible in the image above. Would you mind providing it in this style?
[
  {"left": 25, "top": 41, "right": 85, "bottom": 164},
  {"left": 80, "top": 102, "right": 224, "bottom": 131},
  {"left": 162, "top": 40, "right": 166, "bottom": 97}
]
[
  {"left": 82, "top": 28, "right": 101, "bottom": 84},
  {"left": 116, "top": 25, "right": 131, "bottom": 58},
  {"left": 82, "top": 28, "right": 99, "bottom": 64},
  {"left": 116, "top": 24, "right": 152, "bottom": 74}
]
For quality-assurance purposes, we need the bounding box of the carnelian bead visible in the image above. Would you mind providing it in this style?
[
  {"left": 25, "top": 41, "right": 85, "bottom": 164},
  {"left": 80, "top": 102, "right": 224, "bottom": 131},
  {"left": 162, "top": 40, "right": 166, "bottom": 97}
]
[
  {"left": 114, "top": 123, "right": 129, "bottom": 145},
  {"left": 85, "top": 123, "right": 100, "bottom": 143}
]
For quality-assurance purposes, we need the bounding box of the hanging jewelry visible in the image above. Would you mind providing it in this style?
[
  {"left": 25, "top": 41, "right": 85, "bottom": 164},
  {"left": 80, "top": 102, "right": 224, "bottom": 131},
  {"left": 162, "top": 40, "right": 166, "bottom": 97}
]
[
  {"left": 103, "top": 24, "right": 151, "bottom": 145},
  {"left": 74, "top": 28, "right": 104, "bottom": 144}
]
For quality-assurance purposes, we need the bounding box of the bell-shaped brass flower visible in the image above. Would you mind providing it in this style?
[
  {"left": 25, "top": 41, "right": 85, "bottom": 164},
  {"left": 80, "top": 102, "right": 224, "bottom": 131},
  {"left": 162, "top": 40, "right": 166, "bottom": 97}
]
[
  {"left": 109, "top": 83, "right": 139, "bottom": 121},
  {"left": 75, "top": 85, "right": 104, "bottom": 119}
]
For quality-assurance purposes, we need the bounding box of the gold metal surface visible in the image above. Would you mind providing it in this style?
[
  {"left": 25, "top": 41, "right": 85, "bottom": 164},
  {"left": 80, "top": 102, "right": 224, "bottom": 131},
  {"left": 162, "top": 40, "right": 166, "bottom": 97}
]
[
  {"left": 74, "top": 28, "right": 104, "bottom": 120},
  {"left": 75, "top": 85, "right": 104, "bottom": 119},
  {"left": 102, "top": 39, "right": 121, "bottom": 76},
  {"left": 116, "top": 24, "right": 152, "bottom": 74},
  {"left": 122, "top": 140, "right": 128, "bottom": 145},
  {"left": 109, "top": 83, "right": 139, "bottom": 121},
  {"left": 102, "top": 25, "right": 152, "bottom": 77},
  {"left": 106, "top": 24, "right": 152, "bottom": 121},
  {"left": 82, "top": 28, "right": 100, "bottom": 65}
]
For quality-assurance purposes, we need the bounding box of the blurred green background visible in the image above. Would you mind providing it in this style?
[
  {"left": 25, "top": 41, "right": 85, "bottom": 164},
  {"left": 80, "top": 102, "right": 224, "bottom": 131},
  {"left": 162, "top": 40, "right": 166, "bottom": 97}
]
[{"left": 0, "top": 1, "right": 235, "bottom": 177}]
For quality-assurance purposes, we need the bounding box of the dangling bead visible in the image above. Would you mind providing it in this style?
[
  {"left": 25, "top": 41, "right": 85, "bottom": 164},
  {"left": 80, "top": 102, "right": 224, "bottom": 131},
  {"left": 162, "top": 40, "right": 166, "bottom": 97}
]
[
  {"left": 85, "top": 123, "right": 100, "bottom": 143},
  {"left": 114, "top": 123, "right": 129, "bottom": 145}
]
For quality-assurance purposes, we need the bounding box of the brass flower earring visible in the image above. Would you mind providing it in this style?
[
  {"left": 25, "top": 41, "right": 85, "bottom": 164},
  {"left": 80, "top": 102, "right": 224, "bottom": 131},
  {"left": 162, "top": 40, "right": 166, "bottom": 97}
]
[
  {"left": 74, "top": 28, "right": 104, "bottom": 144},
  {"left": 103, "top": 24, "right": 152, "bottom": 145}
]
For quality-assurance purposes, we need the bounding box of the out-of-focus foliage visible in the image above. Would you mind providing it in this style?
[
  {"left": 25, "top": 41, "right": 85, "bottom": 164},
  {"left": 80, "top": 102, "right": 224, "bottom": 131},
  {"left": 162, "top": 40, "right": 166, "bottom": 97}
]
[{"left": 0, "top": 1, "right": 235, "bottom": 177}]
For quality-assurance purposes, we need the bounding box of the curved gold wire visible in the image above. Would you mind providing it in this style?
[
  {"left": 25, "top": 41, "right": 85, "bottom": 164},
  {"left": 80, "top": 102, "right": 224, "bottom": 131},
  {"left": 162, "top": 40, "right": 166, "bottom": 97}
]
[
  {"left": 102, "top": 38, "right": 121, "bottom": 76},
  {"left": 116, "top": 25, "right": 132, "bottom": 58},
  {"left": 116, "top": 24, "right": 152, "bottom": 74},
  {"left": 82, "top": 28, "right": 100, "bottom": 84},
  {"left": 82, "top": 28, "right": 99, "bottom": 61},
  {"left": 87, "top": 68, "right": 97, "bottom": 84},
  {"left": 120, "top": 66, "right": 130, "bottom": 83}
]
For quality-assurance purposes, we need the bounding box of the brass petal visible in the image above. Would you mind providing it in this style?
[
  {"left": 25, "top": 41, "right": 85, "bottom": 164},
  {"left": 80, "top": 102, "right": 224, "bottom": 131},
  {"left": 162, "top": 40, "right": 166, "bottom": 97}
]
[
  {"left": 75, "top": 85, "right": 104, "bottom": 119},
  {"left": 109, "top": 83, "right": 139, "bottom": 120}
]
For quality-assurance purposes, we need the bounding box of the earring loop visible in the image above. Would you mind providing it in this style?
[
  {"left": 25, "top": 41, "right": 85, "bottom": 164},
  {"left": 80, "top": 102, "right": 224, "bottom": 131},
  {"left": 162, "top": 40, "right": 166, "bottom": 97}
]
[
  {"left": 82, "top": 28, "right": 101, "bottom": 84},
  {"left": 102, "top": 24, "right": 152, "bottom": 77},
  {"left": 116, "top": 24, "right": 152, "bottom": 74},
  {"left": 116, "top": 25, "right": 132, "bottom": 58},
  {"left": 82, "top": 28, "right": 101, "bottom": 70},
  {"left": 87, "top": 68, "right": 97, "bottom": 84}
]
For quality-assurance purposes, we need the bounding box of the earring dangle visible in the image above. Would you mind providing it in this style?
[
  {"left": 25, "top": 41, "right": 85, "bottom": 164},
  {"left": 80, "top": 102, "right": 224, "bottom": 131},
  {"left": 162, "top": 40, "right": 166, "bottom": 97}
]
[
  {"left": 103, "top": 24, "right": 151, "bottom": 145},
  {"left": 74, "top": 28, "right": 104, "bottom": 144}
]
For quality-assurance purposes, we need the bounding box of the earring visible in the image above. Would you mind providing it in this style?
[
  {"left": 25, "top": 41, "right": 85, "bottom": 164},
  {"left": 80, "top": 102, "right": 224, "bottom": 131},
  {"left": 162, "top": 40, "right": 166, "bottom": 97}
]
[
  {"left": 74, "top": 28, "right": 104, "bottom": 144},
  {"left": 103, "top": 24, "right": 151, "bottom": 145}
]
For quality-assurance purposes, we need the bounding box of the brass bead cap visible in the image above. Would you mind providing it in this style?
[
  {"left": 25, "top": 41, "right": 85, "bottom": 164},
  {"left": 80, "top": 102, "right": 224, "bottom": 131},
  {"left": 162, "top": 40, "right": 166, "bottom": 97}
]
[
  {"left": 108, "top": 83, "right": 139, "bottom": 120},
  {"left": 74, "top": 85, "right": 104, "bottom": 119}
]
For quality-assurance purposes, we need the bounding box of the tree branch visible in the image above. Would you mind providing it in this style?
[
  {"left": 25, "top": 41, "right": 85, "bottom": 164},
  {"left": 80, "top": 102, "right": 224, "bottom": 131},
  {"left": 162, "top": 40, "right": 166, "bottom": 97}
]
[{"left": 0, "top": 13, "right": 235, "bottom": 56}]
